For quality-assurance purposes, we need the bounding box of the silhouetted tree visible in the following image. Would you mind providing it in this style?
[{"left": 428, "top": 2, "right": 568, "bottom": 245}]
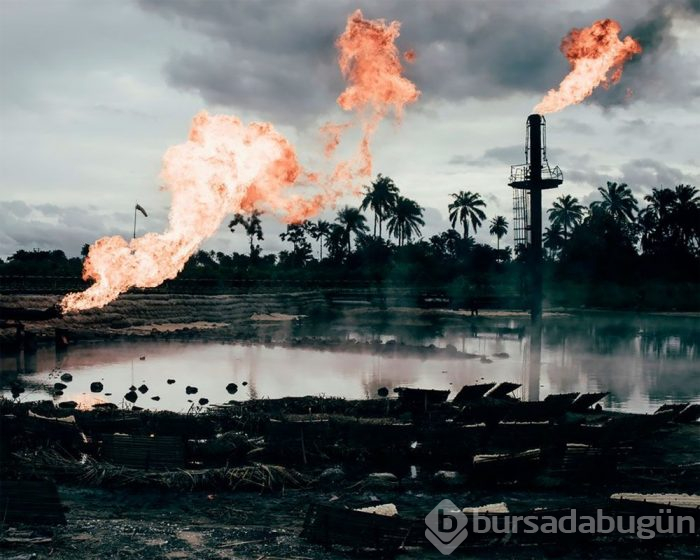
[
  {"left": 229, "top": 210, "right": 264, "bottom": 259},
  {"left": 308, "top": 220, "right": 332, "bottom": 260},
  {"left": 279, "top": 223, "right": 312, "bottom": 266},
  {"left": 489, "top": 215, "right": 508, "bottom": 251},
  {"left": 386, "top": 196, "right": 424, "bottom": 246},
  {"left": 360, "top": 174, "right": 399, "bottom": 239},
  {"left": 448, "top": 190, "right": 486, "bottom": 237},
  {"left": 593, "top": 181, "right": 638, "bottom": 224},
  {"left": 336, "top": 206, "right": 368, "bottom": 254},
  {"left": 548, "top": 195, "right": 584, "bottom": 240},
  {"left": 543, "top": 223, "right": 564, "bottom": 258}
]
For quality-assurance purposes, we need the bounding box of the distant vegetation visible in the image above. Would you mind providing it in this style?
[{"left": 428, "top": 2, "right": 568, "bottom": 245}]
[{"left": 1, "top": 177, "right": 698, "bottom": 310}]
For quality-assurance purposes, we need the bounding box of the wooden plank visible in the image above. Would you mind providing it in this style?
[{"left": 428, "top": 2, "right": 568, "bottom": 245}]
[
  {"left": 301, "top": 503, "right": 410, "bottom": 550},
  {"left": 452, "top": 383, "right": 496, "bottom": 405}
]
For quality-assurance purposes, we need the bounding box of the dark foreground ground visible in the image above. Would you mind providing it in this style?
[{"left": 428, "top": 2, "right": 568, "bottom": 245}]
[
  {"left": 1, "top": 395, "right": 698, "bottom": 559},
  {"left": 4, "top": 483, "right": 700, "bottom": 560}
]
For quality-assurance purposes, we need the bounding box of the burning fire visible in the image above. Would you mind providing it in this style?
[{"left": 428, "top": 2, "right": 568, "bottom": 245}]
[
  {"left": 534, "top": 19, "right": 642, "bottom": 114},
  {"left": 61, "top": 10, "right": 418, "bottom": 312}
]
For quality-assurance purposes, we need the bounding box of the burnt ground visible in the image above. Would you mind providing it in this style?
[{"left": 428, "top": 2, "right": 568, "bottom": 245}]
[{"left": 4, "top": 484, "right": 699, "bottom": 560}]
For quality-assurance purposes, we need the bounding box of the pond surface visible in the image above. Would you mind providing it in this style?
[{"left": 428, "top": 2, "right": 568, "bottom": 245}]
[{"left": 2, "top": 311, "right": 698, "bottom": 413}]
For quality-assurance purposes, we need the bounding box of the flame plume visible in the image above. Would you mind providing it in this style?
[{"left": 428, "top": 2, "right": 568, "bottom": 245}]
[
  {"left": 61, "top": 10, "right": 418, "bottom": 312},
  {"left": 534, "top": 19, "right": 642, "bottom": 114}
]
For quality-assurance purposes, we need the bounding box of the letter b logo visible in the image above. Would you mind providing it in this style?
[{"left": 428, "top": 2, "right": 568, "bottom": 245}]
[{"left": 425, "top": 499, "right": 468, "bottom": 555}]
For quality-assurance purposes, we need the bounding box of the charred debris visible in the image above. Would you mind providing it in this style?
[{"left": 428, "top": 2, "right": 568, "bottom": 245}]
[{"left": 1, "top": 384, "right": 698, "bottom": 551}]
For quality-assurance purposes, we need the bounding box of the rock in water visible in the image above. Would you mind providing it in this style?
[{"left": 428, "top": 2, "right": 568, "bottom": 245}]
[
  {"left": 60, "top": 373, "right": 73, "bottom": 382},
  {"left": 186, "top": 386, "right": 198, "bottom": 395},
  {"left": 167, "top": 379, "right": 176, "bottom": 385},
  {"left": 377, "top": 387, "right": 389, "bottom": 397},
  {"left": 58, "top": 401, "right": 77, "bottom": 409},
  {"left": 151, "top": 396, "right": 161, "bottom": 401},
  {"left": 125, "top": 391, "right": 138, "bottom": 403},
  {"left": 138, "top": 384, "right": 149, "bottom": 394},
  {"left": 198, "top": 398, "right": 209, "bottom": 406},
  {"left": 54, "top": 382, "right": 67, "bottom": 391},
  {"left": 226, "top": 383, "right": 238, "bottom": 395},
  {"left": 90, "top": 382, "right": 104, "bottom": 393}
]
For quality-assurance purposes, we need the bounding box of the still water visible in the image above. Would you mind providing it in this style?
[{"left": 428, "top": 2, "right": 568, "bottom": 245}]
[{"left": 2, "top": 311, "right": 698, "bottom": 413}]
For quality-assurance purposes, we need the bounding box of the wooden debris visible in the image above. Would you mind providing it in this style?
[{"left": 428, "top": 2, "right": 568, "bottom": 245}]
[
  {"left": 302, "top": 504, "right": 410, "bottom": 550},
  {"left": 452, "top": 382, "right": 496, "bottom": 405}
]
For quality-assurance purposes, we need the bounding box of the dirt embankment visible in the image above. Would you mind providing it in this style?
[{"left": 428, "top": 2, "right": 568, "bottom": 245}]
[{"left": 1, "top": 292, "right": 328, "bottom": 341}]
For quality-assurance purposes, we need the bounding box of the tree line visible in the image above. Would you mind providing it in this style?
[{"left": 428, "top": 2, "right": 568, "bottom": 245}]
[{"left": 1, "top": 176, "right": 698, "bottom": 309}]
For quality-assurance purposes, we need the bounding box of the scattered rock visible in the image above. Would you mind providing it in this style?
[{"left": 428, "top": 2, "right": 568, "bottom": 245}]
[
  {"left": 139, "top": 356, "right": 146, "bottom": 360},
  {"left": 167, "top": 379, "right": 176, "bottom": 385},
  {"left": 129, "top": 385, "right": 137, "bottom": 391},
  {"left": 132, "top": 406, "right": 144, "bottom": 412},
  {"left": 480, "top": 356, "right": 493, "bottom": 364},
  {"left": 242, "top": 382, "right": 248, "bottom": 386},
  {"left": 58, "top": 401, "right": 77, "bottom": 409},
  {"left": 225, "top": 383, "right": 238, "bottom": 395},
  {"left": 151, "top": 396, "right": 161, "bottom": 401},
  {"left": 54, "top": 382, "right": 67, "bottom": 391},
  {"left": 125, "top": 391, "right": 138, "bottom": 403},
  {"left": 53, "top": 390, "right": 64, "bottom": 397},
  {"left": 198, "top": 398, "right": 209, "bottom": 406},
  {"left": 104, "top": 393, "right": 112, "bottom": 396},
  {"left": 90, "top": 382, "right": 104, "bottom": 393},
  {"left": 492, "top": 352, "right": 510, "bottom": 359},
  {"left": 433, "top": 470, "right": 465, "bottom": 487},
  {"left": 138, "top": 384, "right": 149, "bottom": 394},
  {"left": 186, "top": 386, "right": 198, "bottom": 395},
  {"left": 60, "top": 373, "right": 73, "bottom": 382},
  {"left": 365, "top": 472, "right": 399, "bottom": 489},
  {"left": 377, "top": 387, "right": 389, "bottom": 397}
]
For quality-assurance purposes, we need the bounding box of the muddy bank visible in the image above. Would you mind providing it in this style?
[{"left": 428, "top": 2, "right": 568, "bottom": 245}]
[{"left": 1, "top": 292, "right": 328, "bottom": 342}]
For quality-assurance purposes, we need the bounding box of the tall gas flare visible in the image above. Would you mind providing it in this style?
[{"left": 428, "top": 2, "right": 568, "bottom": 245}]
[
  {"left": 61, "top": 10, "right": 418, "bottom": 312},
  {"left": 534, "top": 19, "right": 642, "bottom": 114}
]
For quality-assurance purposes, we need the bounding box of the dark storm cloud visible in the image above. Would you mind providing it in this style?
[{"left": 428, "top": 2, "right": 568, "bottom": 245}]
[
  {"left": 590, "top": 0, "right": 700, "bottom": 107},
  {"left": 618, "top": 158, "right": 699, "bottom": 191},
  {"left": 137, "top": 0, "right": 698, "bottom": 124}
]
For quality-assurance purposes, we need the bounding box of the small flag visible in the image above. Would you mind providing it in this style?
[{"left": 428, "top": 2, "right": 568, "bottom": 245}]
[{"left": 135, "top": 203, "right": 148, "bottom": 217}]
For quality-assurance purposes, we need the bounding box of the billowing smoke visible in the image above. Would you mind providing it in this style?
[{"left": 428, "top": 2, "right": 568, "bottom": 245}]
[{"left": 61, "top": 10, "right": 419, "bottom": 312}]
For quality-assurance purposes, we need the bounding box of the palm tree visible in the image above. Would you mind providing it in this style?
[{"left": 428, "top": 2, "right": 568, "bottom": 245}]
[
  {"left": 229, "top": 209, "right": 264, "bottom": 259},
  {"left": 448, "top": 191, "right": 487, "bottom": 238},
  {"left": 336, "top": 206, "right": 368, "bottom": 253},
  {"left": 547, "top": 195, "right": 584, "bottom": 240},
  {"left": 308, "top": 220, "right": 332, "bottom": 260},
  {"left": 543, "top": 223, "right": 565, "bottom": 258},
  {"left": 360, "top": 174, "right": 399, "bottom": 239},
  {"left": 672, "top": 184, "right": 700, "bottom": 247},
  {"left": 594, "top": 181, "right": 638, "bottom": 223},
  {"left": 385, "top": 196, "right": 425, "bottom": 246},
  {"left": 488, "top": 216, "right": 508, "bottom": 251}
]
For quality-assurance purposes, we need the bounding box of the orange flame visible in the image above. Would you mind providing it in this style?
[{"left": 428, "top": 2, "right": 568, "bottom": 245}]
[
  {"left": 534, "top": 19, "right": 642, "bottom": 114},
  {"left": 61, "top": 10, "right": 418, "bottom": 312}
]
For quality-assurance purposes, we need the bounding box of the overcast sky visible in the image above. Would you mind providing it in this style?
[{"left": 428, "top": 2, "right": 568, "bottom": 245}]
[{"left": 1, "top": 0, "right": 699, "bottom": 259}]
